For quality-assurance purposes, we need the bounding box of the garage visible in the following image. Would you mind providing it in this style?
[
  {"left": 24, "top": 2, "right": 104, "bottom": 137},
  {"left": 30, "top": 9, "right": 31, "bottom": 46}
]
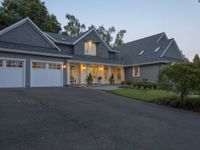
[
  {"left": 30, "top": 60, "right": 63, "bottom": 87},
  {"left": 0, "top": 58, "right": 25, "bottom": 88}
]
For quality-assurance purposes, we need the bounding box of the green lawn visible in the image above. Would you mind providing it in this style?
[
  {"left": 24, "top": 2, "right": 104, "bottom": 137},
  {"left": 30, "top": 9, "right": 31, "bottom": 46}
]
[{"left": 108, "top": 89, "right": 176, "bottom": 102}]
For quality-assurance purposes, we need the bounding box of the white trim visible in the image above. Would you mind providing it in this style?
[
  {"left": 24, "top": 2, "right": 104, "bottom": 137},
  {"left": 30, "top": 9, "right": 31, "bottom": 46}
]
[
  {"left": 30, "top": 59, "right": 64, "bottom": 87},
  {"left": 73, "top": 28, "right": 119, "bottom": 53},
  {"left": 125, "top": 60, "right": 170, "bottom": 67},
  {"left": 132, "top": 65, "right": 140, "bottom": 77},
  {"left": 0, "top": 57, "right": 26, "bottom": 87},
  {"left": 160, "top": 39, "right": 174, "bottom": 58},
  {"left": 157, "top": 33, "right": 166, "bottom": 43},
  {"left": 0, "top": 48, "right": 72, "bottom": 58},
  {"left": 73, "top": 28, "right": 94, "bottom": 45},
  {"left": 68, "top": 60, "right": 124, "bottom": 67}
]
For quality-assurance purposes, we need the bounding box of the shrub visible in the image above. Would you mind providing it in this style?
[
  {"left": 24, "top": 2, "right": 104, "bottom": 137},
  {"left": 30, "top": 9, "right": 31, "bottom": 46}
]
[
  {"left": 120, "top": 81, "right": 127, "bottom": 85},
  {"left": 126, "top": 80, "right": 133, "bottom": 85}
]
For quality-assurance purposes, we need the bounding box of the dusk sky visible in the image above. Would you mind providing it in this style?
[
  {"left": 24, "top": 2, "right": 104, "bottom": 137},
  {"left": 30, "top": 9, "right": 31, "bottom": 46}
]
[{"left": 43, "top": 0, "right": 200, "bottom": 60}]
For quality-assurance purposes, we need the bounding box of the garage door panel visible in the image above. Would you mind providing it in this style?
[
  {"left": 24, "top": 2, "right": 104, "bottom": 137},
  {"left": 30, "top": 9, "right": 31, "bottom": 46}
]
[
  {"left": 0, "top": 59, "right": 25, "bottom": 88},
  {"left": 31, "top": 61, "right": 63, "bottom": 87}
]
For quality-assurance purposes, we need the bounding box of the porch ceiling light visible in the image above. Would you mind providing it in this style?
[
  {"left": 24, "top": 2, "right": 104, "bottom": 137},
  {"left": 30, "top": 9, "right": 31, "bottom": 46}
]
[
  {"left": 99, "top": 66, "right": 103, "bottom": 71},
  {"left": 81, "top": 64, "right": 86, "bottom": 71}
]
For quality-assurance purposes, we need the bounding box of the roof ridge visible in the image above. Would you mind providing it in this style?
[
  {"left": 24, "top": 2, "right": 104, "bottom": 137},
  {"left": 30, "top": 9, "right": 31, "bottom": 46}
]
[{"left": 121, "top": 32, "right": 165, "bottom": 46}]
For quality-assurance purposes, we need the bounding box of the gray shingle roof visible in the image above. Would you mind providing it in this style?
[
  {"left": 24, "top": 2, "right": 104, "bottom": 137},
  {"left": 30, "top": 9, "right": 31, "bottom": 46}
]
[
  {"left": 44, "top": 31, "right": 88, "bottom": 45},
  {"left": 117, "top": 33, "right": 177, "bottom": 65},
  {"left": 71, "top": 55, "right": 124, "bottom": 65},
  {"left": 0, "top": 41, "right": 66, "bottom": 55}
]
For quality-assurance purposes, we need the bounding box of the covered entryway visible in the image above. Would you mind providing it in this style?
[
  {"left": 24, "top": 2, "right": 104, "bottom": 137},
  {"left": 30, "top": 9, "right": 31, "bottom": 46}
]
[
  {"left": 0, "top": 58, "right": 25, "bottom": 88},
  {"left": 30, "top": 60, "right": 63, "bottom": 87}
]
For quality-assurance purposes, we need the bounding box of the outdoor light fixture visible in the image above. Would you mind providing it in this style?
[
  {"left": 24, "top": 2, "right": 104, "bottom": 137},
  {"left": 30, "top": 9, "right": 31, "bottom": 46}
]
[
  {"left": 99, "top": 66, "right": 103, "bottom": 71},
  {"left": 81, "top": 64, "right": 86, "bottom": 71},
  {"left": 63, "top": 64, "right": 66, "bottom": 68}
]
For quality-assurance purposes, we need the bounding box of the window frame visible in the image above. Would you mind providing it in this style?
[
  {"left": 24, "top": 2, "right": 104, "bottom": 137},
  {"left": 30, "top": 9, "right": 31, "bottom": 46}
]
[
  {"left": 6, "top": 60, "right": 23, "bottom": 68},
  {"left": 84, "top": 41, "right": 97, "bottom": 56},
  {"left": 133, "top": 66, "right": 140, "bottom": 77},
  {"left": 48, "top": 63, "right": 62, "bottom": 70},
  {"left": 32, "top": 62, "right": 46, "bottom": 69}
]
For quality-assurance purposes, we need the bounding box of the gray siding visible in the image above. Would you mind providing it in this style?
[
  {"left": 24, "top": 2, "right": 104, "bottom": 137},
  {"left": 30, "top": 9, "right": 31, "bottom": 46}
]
[
  {"left": 0, "top": 52, "right": 67, "bottom": 87},
  {"left": 125, "top": 63, "right": 168, "bottom": 82},
  {"left": 74, "top": 30, "right": 109, "bottom": 59},
  {"left": 57, "top": 44, "right": 73, "bottom": 55},
  {"left": 0, "top": 22, "right": 53, "bottom": 48}
]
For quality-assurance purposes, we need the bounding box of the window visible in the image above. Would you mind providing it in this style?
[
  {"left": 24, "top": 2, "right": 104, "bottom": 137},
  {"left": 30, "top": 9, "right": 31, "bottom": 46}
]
[
  {"left": 6, "top": 60, "right": 23, "bottom": 68},
  {"left": 0, "top": 60, "right": 3, "bottom": 67},
  {"left": 32, "top": 62, "right": 46, "bottom": 69},
  {"left": 139, "top": 50, "right": 144, "bottom": 55},
  {"left": 49, "top": 63, "right": 61, "bottom": 70},
  {"left": 104, "top": 67, "right": 109, "bottom": 80},
  {"left": 85, "top": 41, "right": 96, "bottom": 56},
  {"left": 117, "top": 68, "right": 121, "bottom": 80},
  {"left": 154, "top": 47, "right": 161, "bottom": 52},
  {"left": 133, "top": 66, "right": 140, "bottom": 77}
]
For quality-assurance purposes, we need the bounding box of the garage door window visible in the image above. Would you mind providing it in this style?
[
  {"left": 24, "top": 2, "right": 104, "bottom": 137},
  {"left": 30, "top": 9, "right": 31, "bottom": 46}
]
[
  {"left": 32, "top": 62, "right": 46, "bottom": 69},
  {"left": 0, "top": 60, "right": 2, "bottom": 67},
  {"left": 49, "top": 63, "right": 61, "bottom": 70},
  {"left": 6, "top": 61, "right": 23, "bottom": 68}
]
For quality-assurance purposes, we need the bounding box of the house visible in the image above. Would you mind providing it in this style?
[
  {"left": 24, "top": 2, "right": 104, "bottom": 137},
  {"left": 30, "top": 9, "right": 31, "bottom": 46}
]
[{"left": 0, "top": 18, "right": 184, "bottom": 88}]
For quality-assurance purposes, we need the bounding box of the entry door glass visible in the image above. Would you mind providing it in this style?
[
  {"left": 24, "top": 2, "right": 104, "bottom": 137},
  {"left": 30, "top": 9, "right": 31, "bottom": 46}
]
[{"left": 90, "top": 66, "right": 98, "bottom": 83}]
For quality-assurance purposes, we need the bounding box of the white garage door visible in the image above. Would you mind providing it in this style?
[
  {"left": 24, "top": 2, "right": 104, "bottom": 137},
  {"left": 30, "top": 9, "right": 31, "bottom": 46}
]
[
  {"left": 0, "top": 59, "right": 25, "bottom": 88},
  {"left": 30, "top": 61, "right": 63, "bottom": 87}
]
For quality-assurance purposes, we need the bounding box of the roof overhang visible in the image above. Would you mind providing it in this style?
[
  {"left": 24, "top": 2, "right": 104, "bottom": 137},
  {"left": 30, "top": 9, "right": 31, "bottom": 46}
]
[
  {"left": 0, "top": 48, "right": 72, "bottom": 58},
  {"left": 124, "top": 60, "right": 171, "bottom": 67}
]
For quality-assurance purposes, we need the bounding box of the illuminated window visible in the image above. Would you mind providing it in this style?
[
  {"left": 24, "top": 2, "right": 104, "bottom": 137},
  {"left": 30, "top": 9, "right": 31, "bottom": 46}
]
[
  {"left": 133, "top": 66, "right": 140, "bottom": 77},
  {"left": 49, "top": 63, "right": 61, "bottom": 70},
  {"left": 6, "top": 60, "right": 23, "bottom": 68},
  {"left": 117, "top": 68, "right": 121, "bottom": 80},
  {"left": 32, "top": 62, "right": 46, "bottom": 69},
  {"left": 85, "top": 41, "right": 96, "bottom": 56},
  {"left": 0, "top": 60, "right": 3, "bottom": 67},
  {"left": 104, "top": 67, "right": 109, "bottom": 80}
]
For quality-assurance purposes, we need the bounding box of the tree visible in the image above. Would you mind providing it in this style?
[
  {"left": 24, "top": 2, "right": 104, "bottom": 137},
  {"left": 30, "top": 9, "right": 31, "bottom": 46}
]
[
  {"left": 114, "top": 30, "right": 127, "bottom": 47},
  {"left": 0, "top": 0, "right": 61, "bottom": 33},
  {"left": 193, "top": 54, "right": 200, "bottom": 64},
  {"left": 159, "top": 63, "right": 200, "bottom": 99},
  {"left": 96, "top": 26, "right": 116, "bottom": 45},
  {"left": 63, "top": 14, "right": 86, "bottom": 37}
]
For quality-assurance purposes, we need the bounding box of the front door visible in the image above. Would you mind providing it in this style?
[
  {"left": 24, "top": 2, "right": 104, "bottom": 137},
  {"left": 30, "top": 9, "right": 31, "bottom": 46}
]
[{"left": 89, "top": 65, "right": 98, "bottom": 83}]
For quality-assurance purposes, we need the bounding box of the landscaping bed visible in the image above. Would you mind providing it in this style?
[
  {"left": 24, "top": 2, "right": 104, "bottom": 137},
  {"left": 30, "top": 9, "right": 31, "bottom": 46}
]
[{"left": 108, "top": 88, "right": 200, "bottom": 112}]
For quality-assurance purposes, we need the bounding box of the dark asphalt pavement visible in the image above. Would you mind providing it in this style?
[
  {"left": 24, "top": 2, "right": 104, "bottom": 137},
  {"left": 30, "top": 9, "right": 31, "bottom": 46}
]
[{"left": 0, "top": 87, "right": 200, "bottom": 150}]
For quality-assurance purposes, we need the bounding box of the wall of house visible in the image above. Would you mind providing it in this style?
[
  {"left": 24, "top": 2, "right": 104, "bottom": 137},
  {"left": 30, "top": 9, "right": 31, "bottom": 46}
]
[
  {"left": 125, "top": 63, "right": 168, "bottom": 82},
  {"left": 74, "top": 31, "right": 110, "bottom": 59},
  {"left": 0, "top": 52, "right": 67, "bottom": 87},
  {"left": 57, "top": 44, "right": 73, "bottom": 55},
  {"left": 0, "top": 22, "right": 54, "bottom": 48}
]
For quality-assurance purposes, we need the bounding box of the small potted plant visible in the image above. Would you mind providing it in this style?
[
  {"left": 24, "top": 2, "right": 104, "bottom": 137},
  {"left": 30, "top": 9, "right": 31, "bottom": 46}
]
[
  {"left": 97, "top": 76, "right": 102, "bottom": 84},
  {"left": 87, "top": 73, "right": 93, "bottom": 85},
  {"left": 109, "top": 73, "right": 115, "bottom": 84}
]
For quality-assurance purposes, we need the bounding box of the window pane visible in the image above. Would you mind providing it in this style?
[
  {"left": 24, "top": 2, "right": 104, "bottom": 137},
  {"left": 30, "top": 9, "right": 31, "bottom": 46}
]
[
  {"left": 133, "top": 66, "right": 139, "bottom": 76},
  {"left": 85, "top": 41, "right": 96, "bottom": 56},
  {"left": 104, "top": 67, "right": 108, "bottom": 80},
  {"left": 32, "top": 62, "right": 46, "bottom": 69},
  {"left": 49, "top": 63, "right": 61, "bottom": 70},
  {"left": 117, "top": 68, "right": 121, "bottom": 80},
  {"left": 0, "top": 60, "right": 3, "bottom": 67},
  {"left": 6, "top": 60, "right": 23, "bottom": 68}
]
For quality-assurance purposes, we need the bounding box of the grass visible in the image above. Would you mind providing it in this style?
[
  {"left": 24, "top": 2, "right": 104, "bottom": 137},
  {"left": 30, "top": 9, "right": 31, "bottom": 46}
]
[{"left": 108, "top": 89, "right": 176, "bottom": 102}]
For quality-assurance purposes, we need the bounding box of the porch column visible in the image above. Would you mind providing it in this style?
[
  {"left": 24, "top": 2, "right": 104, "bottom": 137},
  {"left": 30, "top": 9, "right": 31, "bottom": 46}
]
[
  {"left": 86, "top": 64, "right": 90, "bottom": 76},
  {"left": 67, "top": 62, "right": 70, "bottom": 85}
]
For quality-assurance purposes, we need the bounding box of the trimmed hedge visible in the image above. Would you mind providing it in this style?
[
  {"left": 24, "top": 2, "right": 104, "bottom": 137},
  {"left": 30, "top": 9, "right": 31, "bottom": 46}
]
[{"left": 120, "top": 81, "right": 158, "bottom": 90}]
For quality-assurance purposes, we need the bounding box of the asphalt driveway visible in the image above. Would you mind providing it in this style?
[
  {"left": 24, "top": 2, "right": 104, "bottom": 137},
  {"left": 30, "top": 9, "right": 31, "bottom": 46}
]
[{"left": 0, "top": 88, "right": 200, "bottom": 150}]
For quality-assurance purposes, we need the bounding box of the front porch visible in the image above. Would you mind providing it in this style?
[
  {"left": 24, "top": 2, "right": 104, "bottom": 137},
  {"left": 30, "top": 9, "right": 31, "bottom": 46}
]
[{"left": 65, "top": 62, "right": 124, "bottom": 85}]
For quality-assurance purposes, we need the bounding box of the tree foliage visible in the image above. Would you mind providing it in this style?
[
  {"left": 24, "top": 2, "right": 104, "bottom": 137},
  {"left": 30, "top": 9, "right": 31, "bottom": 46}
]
[
  {"left": 0, "top": 0, "right": 61, "bottom": 32},
  {"left": 193, "top": 54, "right": 200, "bottom": 64},
  {"left": 114, "top": 30, "right": 127, "bottom": 47},
  {"left": 63, "top": 14, "right": 86, "bottom": 37},
  {"left": 159, "top": 62, "right": 200, "bottom": 99}
]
